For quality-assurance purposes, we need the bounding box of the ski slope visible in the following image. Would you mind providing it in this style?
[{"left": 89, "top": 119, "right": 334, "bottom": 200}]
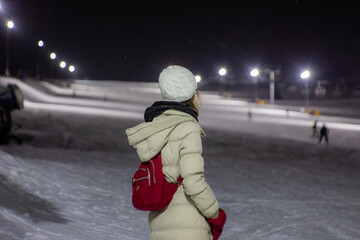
[{"left": 0, "top": 78, "right": 360, "bottom": 239}]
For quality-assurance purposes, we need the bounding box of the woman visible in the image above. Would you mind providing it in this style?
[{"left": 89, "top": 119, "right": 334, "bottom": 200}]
[{"left": 126, "top": 65, "right": 226, "bottom": 240}]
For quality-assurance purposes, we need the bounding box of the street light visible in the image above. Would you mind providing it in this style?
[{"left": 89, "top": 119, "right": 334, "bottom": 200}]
[
  {"left": 218, "top": 67, "right": 227, "bottom": 76},
  {"left": 300, "top": 70, "right": 311, "bottom": 111},
  {"left": 7, "top": 20, "right": 14, "bottom": 29},
  {"left": 50, "top": 52, "right": 56, "bottom": 60},
  {"left": 60, "top": 61, "right": 66, "bottom": 68},
  {"left": 38, "top": 40, "right": 44, "bottom": 47},
  {"left": 195, "top": 75, "right": 201, "bottom": 83},
  {"left": 250, "top": 68, "right": 259, "bottom": 77},
  {"left": 300, "top": 70, "right": 310, "bottom": 79},
  {"left": 69, "top": 65, "right": 75, "bottom": 72},
  {"left": 5, "top": 20, "right": 14, "bottom": 77}
]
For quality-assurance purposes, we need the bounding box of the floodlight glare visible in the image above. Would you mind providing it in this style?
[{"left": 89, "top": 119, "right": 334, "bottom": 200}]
[
  {"left": 60, "top": 61, "right": 66, "bottom": 68},
  {"left": 38, "top": 40, "right": 44, "bottom": 47},
  {"left": 69, "top": 65, "right": 75, "bottom": 72},
  {"left": 50, "top": 52, "right": 56, "bottom": 59},
  {"left": 7, "top": 20, "right": 14, "bottom": 29},
  {"left": 300, "top": 70, "right": 310, "bottom": 79},
  {"left": 195, "top": 75, "right": 201, "bottom": 83},
  {"left": 218, "top": 67, "right": 227, "bottom": 76},
  {"left": 250, "top": 68, "right": 260, "bottom": 77}
]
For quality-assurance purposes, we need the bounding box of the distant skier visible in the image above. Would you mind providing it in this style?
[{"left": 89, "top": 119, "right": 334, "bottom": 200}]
[
  {"left": 312, "top": 120, "right": 318, "bottom": 136},
  {"left": 319, "top": 123, "right": 329, "bottom": 144},
  {"left": 248, "top": 109, "right": 252, "bottom": 120}
]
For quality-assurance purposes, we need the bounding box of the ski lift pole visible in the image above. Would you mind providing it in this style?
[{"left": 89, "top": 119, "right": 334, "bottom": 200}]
[{"left": 269, "top": 70, "right": 275, "bottom": 104}]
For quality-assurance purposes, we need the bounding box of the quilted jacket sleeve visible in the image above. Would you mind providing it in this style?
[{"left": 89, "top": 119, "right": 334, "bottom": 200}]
[{"left": 179, "top": 122, "right": 220, "bottom": 219}]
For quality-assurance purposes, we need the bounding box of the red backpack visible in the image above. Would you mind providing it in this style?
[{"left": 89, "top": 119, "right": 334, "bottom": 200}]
[{"left": 132, "top": 153, "right": 182, "bottom": 211}]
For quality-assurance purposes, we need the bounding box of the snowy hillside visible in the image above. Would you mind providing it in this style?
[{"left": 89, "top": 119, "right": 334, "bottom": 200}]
[{"left": 1, "top": 78, "right": 360, "bottom": 239}]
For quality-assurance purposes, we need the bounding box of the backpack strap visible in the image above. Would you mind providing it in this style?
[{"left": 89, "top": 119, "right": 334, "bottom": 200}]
[{"left": 176, "top": 175, "right": 182, "bottom": 184}]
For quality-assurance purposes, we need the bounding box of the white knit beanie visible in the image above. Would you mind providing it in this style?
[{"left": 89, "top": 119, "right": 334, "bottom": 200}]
[{"left": 159, "top": 65, "right": 197, "bottom": 102}]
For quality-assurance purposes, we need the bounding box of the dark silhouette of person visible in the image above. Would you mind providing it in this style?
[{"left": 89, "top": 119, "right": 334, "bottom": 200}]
[
  {"left": 319, "top": 123, "right": 329, "bottom": 144},
  {"left": 0, "top": 107, "right": 12, "bottom": 144},
  {"left": 248, "top": 110, "right": 252, "bottom": 120},
  {"left": 312, "top": 120, "right": 318, "bottom": 136}
]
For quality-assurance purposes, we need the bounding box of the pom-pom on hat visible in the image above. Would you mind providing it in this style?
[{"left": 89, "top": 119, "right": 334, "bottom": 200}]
[{"left": 159, "top": 65, "right": 197, "bottom": 102}]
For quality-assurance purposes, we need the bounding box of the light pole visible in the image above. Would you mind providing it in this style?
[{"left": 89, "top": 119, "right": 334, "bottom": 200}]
[
  {"left": 49, "top": 52, "right": 57, "bottom": 79},
  {"left": 218, "top": 67, "right": 227, "bottom": 83},
  {"left": 36, "top": 40, "right": 44, "bottom": 79},
  {"left": 269, "top": 70, "right": 275, "bottom": 104},
  {"left": 218, "top": 67, "right": 227, "bottom": 92},
  {"left": 5, "top": 20, "right": 14, "bottom": 77},
  {"left": 59, "top": 61, "right": 66, "bottom": 79},
  {"left": 300, "top": 70, "right": 311, "bottom": 111},
  {"left": 250, "top": 68, "right": 276, "bottom": 104},
  {"left": 250, "top": 68, "right": 260, "bottom": 99},
  {"left": 68, "top": 65, "right": 76, "bottom": 79}
]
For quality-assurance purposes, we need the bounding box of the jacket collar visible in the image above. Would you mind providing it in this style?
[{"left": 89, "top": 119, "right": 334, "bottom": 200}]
[{"left": 144, "top": 101, "right": 198, "bottom": 122}]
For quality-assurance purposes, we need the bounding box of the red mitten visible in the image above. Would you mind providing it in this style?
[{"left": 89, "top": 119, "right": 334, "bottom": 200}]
[{"left": 206, "top": 208, "right": 227, "bottom": 240}]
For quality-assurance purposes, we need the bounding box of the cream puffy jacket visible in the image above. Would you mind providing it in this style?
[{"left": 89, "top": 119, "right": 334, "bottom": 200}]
[{"left": 126, "top": 109, "right": 220, "bottom": 240}]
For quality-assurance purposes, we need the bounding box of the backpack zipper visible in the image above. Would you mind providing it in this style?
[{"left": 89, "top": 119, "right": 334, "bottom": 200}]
[
  {"left": 132, "top": 168, "right": 151, "bottom": 186},
  {"left": 147, "top": 168, "right": 150, "bottom": 186}
]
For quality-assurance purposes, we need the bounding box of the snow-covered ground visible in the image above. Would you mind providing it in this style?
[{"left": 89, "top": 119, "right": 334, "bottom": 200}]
[{"left": 1, "top": 78, "right": 360, "bottom": 239}]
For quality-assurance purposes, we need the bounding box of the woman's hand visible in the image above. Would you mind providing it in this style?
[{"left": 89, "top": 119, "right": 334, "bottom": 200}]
[{"left": 206, "top": 208, "right": 227, "bottom": 240}]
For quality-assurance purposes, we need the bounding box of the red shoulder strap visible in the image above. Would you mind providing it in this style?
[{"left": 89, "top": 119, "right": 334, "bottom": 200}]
[{"left": 177, "top": 175, "right": 182, "bottom": 183}]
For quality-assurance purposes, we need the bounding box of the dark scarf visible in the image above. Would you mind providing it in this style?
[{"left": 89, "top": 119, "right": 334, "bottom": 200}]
[{"left": 144, "top": 101, "right": 198, "bottom": 122}]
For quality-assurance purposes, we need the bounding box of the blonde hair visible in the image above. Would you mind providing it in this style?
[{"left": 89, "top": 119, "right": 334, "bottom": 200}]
[{"left": 183, "top": 90, "right": 201, "bottom": 114}]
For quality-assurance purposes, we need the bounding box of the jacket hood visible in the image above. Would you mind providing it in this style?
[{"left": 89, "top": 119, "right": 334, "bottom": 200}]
[{"left": 126, "top": 109, "right": 200, "bottom": 162}]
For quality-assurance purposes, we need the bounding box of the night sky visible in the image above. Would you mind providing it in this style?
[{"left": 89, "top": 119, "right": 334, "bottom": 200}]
[{"left": 1, "top": 0, "right": 360, "bottom": 82}]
